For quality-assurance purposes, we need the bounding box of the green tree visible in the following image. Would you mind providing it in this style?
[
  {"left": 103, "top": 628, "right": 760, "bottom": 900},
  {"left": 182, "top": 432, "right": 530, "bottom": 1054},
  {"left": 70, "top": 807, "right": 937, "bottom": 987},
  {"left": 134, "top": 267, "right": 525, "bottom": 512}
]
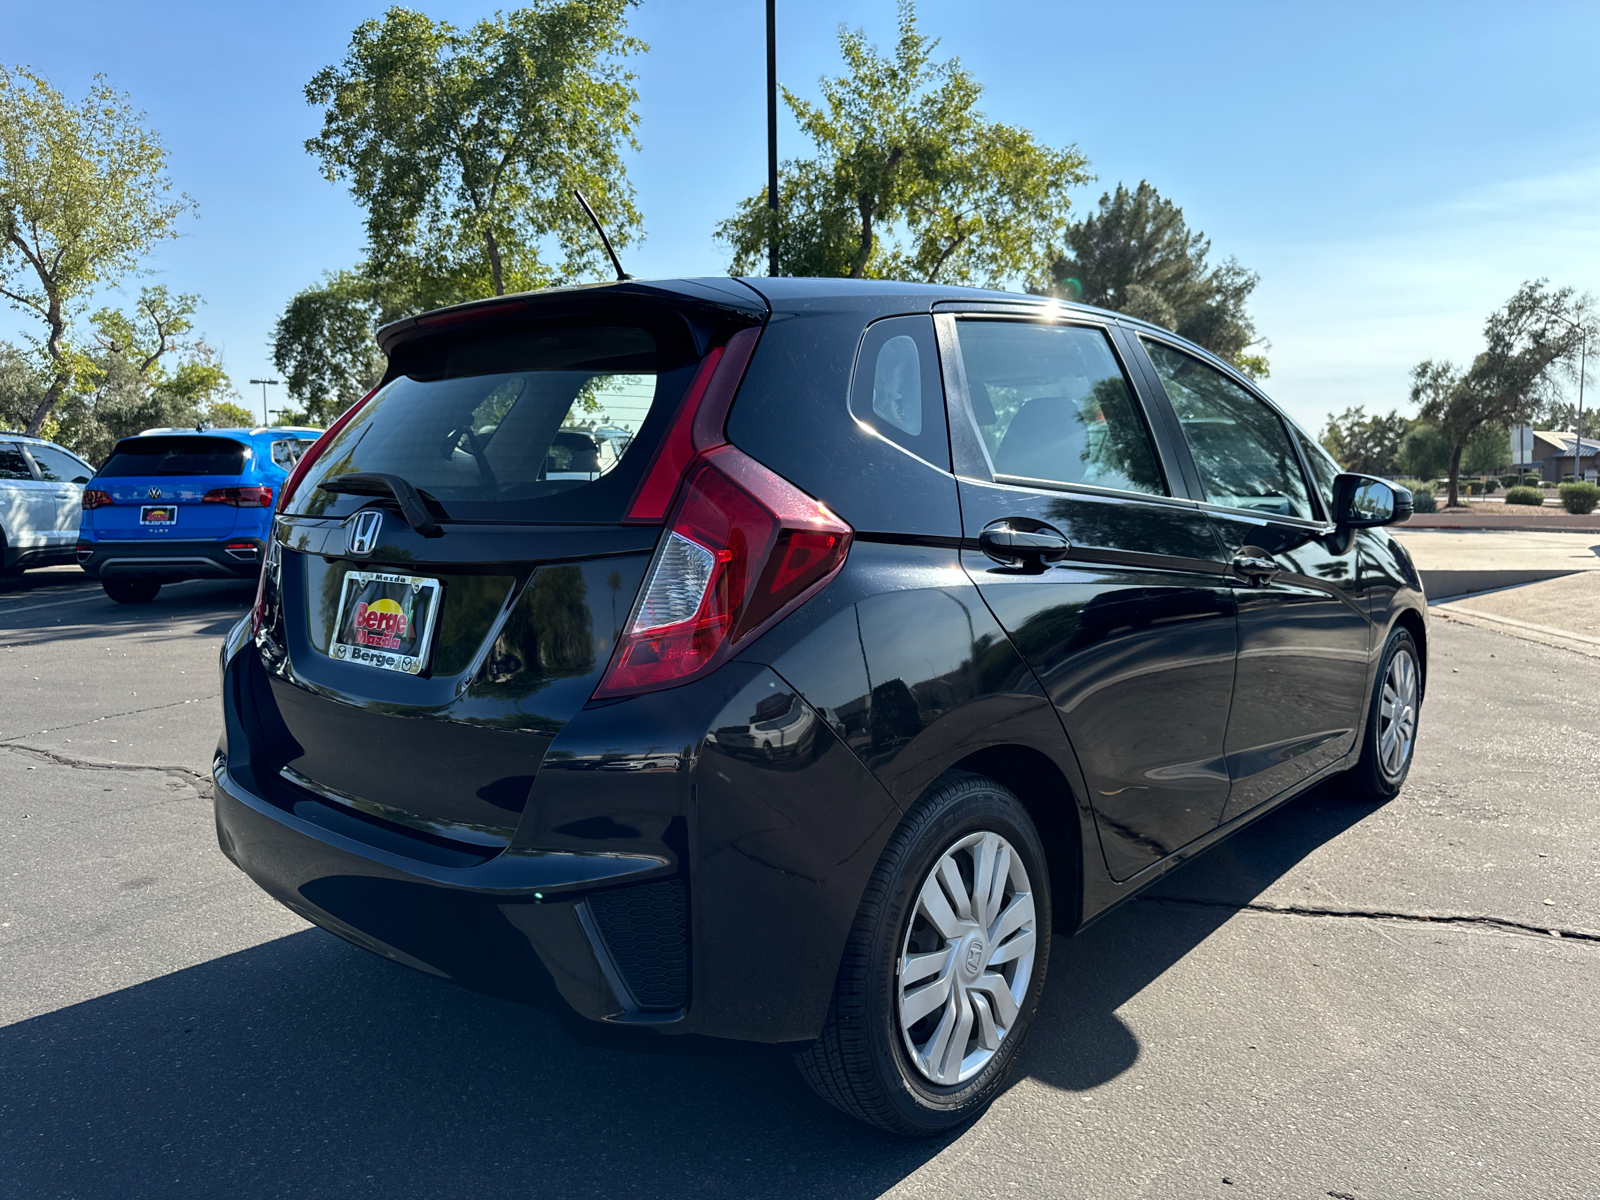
[
  {"left": 1318, "top": 405, "right": 1409, "bottom": 476},
  {"left": 50, "top": 287, "right": 236, "bottom": 461},
  {"left": 0, "top": 67, "right": 193, "bottom": 436},
  {"left": 1044, "top": 181, "right": 1269, "bottom": 377},
  {"left": 716, "top": 1, "right": 1089, "bottom": 287},
  {"left": 0, "top": 339, "right": 46, "bottom": 430},
  {"left": 1395, "top": 420, "right": 1451, "bottom": 482},
  {"left": 271, "top": 270, "right": 390, "bottom": 425},
  {"left": 1462, "top": 422, "right": 1509, "bottom": 476},
  {"left": 305, "top": 2, "right": 645, "bottom": 301},
  {"left": 1542, "top": 400, "right": 1600, "bottom": 440},
  {"left": 1413, "top": 279, "right": 1594, "bottom": 507}
]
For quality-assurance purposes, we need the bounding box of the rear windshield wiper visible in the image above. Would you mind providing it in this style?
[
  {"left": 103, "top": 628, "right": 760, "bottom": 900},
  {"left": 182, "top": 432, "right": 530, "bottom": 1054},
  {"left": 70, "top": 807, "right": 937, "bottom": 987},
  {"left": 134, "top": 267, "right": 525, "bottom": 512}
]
[{"left": 317, "top": 472, "right": 446, "bottom": 538}]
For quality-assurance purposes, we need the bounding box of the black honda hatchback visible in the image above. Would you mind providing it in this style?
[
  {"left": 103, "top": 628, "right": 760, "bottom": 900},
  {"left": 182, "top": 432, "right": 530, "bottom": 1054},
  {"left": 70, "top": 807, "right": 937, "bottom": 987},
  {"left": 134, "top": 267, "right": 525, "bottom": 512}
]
[{"left": 214, "top": 277, "right": 1425, "bottom": 1135}]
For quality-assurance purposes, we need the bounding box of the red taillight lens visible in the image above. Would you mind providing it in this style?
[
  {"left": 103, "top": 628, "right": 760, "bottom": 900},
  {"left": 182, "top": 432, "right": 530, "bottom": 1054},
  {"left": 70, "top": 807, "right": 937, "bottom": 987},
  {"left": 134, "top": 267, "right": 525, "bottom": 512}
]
[
  {"left": 624, "top": 325, "right": 763, "bottom": 523},
  {"left": 594, "top": 444, "right": 851, "bottom": 698},
  {"left": 276, "top": 384, "right": 382, "bottom": 514},
  {"left": 81, "top": 489, "right": 112, "bottom": 509},
  {"left": 203, "top": 486, "right": 273, "bottom": 507},
  {"left": 250, "top": 535, "right": 280, "bottom": 637}
]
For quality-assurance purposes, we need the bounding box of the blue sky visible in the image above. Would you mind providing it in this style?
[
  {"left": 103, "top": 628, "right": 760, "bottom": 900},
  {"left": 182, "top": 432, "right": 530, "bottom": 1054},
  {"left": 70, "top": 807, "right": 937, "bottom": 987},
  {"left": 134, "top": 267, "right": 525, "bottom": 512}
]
[{"left": 5, "top": 0, "right": 1598, "bottom": 432}]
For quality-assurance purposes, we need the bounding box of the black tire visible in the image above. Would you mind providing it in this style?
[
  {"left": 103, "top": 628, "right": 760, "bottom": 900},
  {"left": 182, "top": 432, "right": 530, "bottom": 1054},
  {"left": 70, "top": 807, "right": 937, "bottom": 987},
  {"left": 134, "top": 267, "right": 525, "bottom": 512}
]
[
  {"left": 795, "top": 770, "right": 1052, "bottom": 1136},
  {"left": 102, "top": 579, "right": 161, "bottom": 604},
  {"left": 1345, "top": 626, "right": 1422, "bottom": 802}
]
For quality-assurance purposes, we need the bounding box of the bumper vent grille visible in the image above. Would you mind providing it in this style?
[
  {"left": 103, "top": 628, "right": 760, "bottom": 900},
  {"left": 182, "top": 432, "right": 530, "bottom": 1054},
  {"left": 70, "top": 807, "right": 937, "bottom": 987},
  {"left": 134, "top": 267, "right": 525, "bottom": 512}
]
[{"left": 589, "top": 879, "right": 688, "bottom": 1010}]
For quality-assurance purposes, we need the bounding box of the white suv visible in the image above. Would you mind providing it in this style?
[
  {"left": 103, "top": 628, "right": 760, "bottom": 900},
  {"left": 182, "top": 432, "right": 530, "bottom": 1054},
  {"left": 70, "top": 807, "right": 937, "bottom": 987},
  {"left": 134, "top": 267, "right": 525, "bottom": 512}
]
[{"left": 0, "top": 434, "right": 94, "bottom": 576}]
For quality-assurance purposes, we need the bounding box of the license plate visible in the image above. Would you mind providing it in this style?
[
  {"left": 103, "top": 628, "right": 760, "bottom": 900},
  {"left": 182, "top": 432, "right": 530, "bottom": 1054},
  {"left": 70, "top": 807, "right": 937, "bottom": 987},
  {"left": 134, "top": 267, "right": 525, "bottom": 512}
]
[
  {"left": 328, "top": 570, "right": 443, "bottom": 675},
  {"left": 140, "top": 504, "right": 177, "bottom": 525}
]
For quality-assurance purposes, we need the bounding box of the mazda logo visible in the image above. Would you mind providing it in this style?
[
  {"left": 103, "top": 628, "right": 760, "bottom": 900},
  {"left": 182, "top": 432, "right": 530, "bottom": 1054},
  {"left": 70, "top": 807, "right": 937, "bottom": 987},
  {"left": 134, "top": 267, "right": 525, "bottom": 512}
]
[
  {"left": 344, "top": 510, "right": 383, "bottom": 557},
  {"left": 147, "top": 487, "right": 161, "bottom": 500}
]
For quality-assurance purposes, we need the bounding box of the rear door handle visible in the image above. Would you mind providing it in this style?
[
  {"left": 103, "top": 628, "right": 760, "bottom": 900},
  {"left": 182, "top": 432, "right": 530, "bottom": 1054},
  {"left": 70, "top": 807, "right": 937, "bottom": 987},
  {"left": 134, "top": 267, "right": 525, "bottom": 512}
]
[
  {"left": 1231, "top": 551, "right": 1279, "bottom": 583},
  {"left": 979, "top": 520, "right": 1071, "bottom": 570}
]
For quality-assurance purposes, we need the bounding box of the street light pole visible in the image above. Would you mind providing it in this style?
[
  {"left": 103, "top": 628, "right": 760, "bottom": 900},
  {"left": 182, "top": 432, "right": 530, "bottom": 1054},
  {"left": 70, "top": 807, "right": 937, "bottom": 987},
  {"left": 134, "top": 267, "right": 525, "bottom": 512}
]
[
  {"left": 248, "top": 379, "right": 280, "bottom": 427},
  {"left": 766, "top": 0, "right": 779, "bottom": 277},
  {"left": 1574, "top": 330, "right": 1587, "bottom": 485}
]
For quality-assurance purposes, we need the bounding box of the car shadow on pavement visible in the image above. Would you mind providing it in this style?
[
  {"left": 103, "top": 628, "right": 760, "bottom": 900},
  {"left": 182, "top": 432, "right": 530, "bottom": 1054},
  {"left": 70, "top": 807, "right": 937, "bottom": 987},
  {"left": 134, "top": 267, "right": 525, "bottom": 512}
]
[
  {"left": 0, "top": 781, "right": 1384, "bottom": 1199},
  {"left": 1018, "top": 778, "right": 1389, "bottom": 1094},
  {"left": 0, "top": 581, "right": 254, "bottom": 647}
]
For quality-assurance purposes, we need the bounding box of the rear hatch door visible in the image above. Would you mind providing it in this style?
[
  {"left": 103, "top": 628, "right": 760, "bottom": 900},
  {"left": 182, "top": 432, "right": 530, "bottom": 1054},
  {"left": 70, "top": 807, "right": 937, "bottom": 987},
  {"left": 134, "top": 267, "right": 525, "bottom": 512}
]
[
  {"left": 249, "top": 284, "right": 765, "bottom": 851},
  {"left": 89, "top": 435, "right": 252, "bottom": 539}
]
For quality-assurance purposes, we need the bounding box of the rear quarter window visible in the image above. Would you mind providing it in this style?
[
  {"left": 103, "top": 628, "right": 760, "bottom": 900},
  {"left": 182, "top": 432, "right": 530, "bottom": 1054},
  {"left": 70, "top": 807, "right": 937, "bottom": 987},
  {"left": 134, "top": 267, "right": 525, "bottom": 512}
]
[
  {"left": 98, "top": 437, "right": 250, "bottom": 477},
  {"left": 290, "top": 316, "right": 703, "bottom": 524},
  {"left": 848, "top": 316, "right": 949, "bottom": 469}
]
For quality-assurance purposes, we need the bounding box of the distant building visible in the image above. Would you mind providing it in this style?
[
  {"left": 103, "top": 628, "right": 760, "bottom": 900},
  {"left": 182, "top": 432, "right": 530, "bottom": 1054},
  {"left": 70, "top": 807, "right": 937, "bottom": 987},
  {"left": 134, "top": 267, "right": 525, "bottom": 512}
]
[{"left": 1511, "top": 427, "right": 1599, "bottom": 482}]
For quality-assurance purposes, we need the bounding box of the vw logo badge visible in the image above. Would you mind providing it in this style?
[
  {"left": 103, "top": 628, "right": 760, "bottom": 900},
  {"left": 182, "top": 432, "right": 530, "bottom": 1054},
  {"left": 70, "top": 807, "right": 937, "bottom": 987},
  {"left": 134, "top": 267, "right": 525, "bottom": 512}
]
[
  {"left": 344, "top": 510, "right": 383, "bottom": 557},
  {"left": 147, "top": 486, "right": 161, "bottom": 500}
]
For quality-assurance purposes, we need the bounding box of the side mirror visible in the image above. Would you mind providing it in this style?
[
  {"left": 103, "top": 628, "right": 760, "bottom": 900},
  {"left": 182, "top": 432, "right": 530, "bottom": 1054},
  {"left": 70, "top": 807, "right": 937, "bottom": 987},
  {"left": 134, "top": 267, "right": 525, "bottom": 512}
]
[{"left": 1333, "top": 473, "right": 1413, "bottom": 528}]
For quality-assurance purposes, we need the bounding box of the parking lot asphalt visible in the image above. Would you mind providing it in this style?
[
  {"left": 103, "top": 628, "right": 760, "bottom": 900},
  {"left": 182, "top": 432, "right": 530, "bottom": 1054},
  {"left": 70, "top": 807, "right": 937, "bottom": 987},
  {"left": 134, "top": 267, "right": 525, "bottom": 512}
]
[{"left": 2, "top": 565, "right": 1597, "bottom": 1200}]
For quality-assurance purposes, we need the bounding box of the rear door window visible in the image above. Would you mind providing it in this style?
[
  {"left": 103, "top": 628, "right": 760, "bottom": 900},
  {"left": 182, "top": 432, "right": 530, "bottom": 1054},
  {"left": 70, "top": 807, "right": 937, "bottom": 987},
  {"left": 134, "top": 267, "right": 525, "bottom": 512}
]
[
  {"left": 98, "top": 437, "right": 250, "bottom": 477},
  {"left": 848, "top": 316, "right": 949, "bottom": 468},
  {"left": 27, "top": 444, "right": 93, "bottom": 484},
  {"left": 954, "top": 320, "right": 1166, "bottom": 495},
  {"left": 0, "top": 444, "right": 33, "bottom": 481},
  {"left": 289, "top": 317, "right": 703, "bottom": 524},
  {"left": 1143, "top": 339, "right": 1315, "bottom": 520}
]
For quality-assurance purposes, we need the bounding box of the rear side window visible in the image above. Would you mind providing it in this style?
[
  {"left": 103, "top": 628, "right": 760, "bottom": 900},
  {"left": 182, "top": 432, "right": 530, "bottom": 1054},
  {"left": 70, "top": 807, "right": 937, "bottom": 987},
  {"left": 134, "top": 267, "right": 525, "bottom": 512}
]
[
  {"left": 270, "top": 438, "right": 317, "bottom": 470},
  {"left": 291, "top": 316, "right": 703, "bottom": 523},
  {"left": 848, "top": 316, "right": 949, "bottom": 468},
  {"left": 0, "top": 444, "right": 32, "bottom": 481},
  {"left": 27, "top": 444, "right": 93, "bottom": 484},
  {"left": 954, "top": 320, "right": 1165, "bottom": 495},
  {"left": 97, "top": 437, "right": 249, "bottom": 478},
  {"left": 1143, "top": 339, "right": 1314, "bottom": 520}
]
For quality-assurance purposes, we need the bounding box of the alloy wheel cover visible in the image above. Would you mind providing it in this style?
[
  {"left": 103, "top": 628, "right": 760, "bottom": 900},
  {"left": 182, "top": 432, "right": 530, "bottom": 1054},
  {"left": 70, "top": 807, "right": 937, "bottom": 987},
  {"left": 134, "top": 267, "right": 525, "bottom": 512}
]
[
  {"left": 1379, "top": 648, "right": 1419, "bottom": 781},
  {"left": 897, "top": 830, "right": 1037, "bottom": 1086}
]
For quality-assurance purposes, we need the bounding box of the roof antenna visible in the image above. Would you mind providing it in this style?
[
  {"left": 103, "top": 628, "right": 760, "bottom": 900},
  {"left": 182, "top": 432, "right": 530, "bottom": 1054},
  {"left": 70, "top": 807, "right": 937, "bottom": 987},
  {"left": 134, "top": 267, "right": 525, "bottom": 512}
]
[{"left": 573, "top": 188, "right": 632, "bottom": 282}]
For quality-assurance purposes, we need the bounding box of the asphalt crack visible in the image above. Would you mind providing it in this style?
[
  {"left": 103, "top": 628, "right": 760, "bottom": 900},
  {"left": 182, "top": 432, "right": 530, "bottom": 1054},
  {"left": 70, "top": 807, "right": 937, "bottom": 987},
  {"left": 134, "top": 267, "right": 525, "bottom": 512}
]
[
  {"left": 1139, "top": 895, "right": 1599, "bottom": 944},
  {"left": 0, "top": 694, "right": 214, "bottom": 744},
  {"left": 3, "top": 742, "right": 212, "bottom": 797}
]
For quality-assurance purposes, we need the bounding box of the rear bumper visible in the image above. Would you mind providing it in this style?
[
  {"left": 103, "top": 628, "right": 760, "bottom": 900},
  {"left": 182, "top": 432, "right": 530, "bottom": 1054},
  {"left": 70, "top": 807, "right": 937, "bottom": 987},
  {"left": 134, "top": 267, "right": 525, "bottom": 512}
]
[
  {"left": 215, "top": 626, "right": 900, "bottom": 1043},
  {"left": 213, "top": 760, "right": 676, "bottom": 1023},
  {"left": 79, "top": 537, "right": 264, "bottom": 581}
]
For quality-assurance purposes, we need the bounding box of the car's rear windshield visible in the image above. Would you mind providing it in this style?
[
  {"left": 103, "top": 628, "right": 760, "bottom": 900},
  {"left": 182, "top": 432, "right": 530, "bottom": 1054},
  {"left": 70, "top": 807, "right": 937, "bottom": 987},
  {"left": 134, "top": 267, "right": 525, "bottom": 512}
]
[
  {"left": 288, "top": 315, "right": 703, "bottom": 524},
  {"left": 98, "top": 436, "right": 250, "bottom": 477}
]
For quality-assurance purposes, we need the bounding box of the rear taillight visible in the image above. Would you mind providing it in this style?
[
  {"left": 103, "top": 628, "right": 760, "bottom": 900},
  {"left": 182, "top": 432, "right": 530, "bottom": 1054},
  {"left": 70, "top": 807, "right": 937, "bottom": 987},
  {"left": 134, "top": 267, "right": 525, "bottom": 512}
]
[
  {"left": 81, "top": 489, "right": 112, "bottom": 509},
  {"left": 203, "top": 486, "right": 273, "bottom": 507},
  {"left": 594, "top": 444, "right": 851, "bottom": 698},
  {"left": 277, "top": 384, "right": 382, "bottom": 514},
  {"left": 250, "top": 535, "right": 280, "bottom": 637}
]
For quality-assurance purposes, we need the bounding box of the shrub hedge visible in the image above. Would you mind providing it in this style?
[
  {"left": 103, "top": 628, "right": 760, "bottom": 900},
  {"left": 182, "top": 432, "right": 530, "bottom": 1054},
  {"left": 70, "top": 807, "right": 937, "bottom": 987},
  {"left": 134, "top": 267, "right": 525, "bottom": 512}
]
[
  {"left": 1558, "top": 481, "right": 1599, "bottom": 515},
  {"left": 1504, "top": 486, "right": 1543, "bottom": 507},
  {"left": 1412, "top": 489, "right": 1438, "bottom": 514}
]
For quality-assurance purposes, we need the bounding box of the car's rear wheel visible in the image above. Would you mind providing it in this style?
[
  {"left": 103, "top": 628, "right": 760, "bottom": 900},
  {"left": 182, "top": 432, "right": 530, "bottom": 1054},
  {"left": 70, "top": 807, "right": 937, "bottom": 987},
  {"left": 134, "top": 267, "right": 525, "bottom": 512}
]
[
  {"left": 1345, "top": 626, "right": 1421, "bottom": 802},
  {"left": 795, "top": 770, "right": 1051, "bottom": 1136},
  {"left": 103, "top": 580, "right": 161, "bottom": 604}
]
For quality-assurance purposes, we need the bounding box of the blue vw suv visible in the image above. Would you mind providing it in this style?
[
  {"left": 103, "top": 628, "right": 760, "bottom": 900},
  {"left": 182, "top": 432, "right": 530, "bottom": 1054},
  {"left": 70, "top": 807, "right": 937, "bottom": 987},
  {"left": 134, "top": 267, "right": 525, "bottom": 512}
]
[{"left": 78, "top": 427, "right": 321, "bottom": 603}]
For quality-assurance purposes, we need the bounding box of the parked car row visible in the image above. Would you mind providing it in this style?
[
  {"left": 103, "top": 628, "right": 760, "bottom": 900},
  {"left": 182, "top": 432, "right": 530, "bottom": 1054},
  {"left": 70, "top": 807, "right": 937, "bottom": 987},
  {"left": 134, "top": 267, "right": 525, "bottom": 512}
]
[{"left": 1, "top": 426, "right": 325, "bottom": 601}]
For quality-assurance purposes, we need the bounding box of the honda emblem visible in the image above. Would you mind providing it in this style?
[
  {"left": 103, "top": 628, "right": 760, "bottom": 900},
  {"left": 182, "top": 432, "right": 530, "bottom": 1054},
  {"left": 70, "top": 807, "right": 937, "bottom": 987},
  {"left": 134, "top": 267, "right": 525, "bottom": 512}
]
[{"left": 345, "top": 510, "right": 383, "bottom": 557}]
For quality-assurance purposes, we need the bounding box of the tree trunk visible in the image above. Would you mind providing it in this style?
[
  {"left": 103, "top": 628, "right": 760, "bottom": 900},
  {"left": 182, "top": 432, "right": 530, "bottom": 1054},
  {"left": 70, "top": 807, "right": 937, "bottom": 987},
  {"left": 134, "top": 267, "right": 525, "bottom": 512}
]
[
  {"left": 484, "top": 229, "right": 505, "bottom": 296},
  {"left": 1445, "top": 443, "right": 1464, "bottom": 508},
  {"left": 849, "top": 194, "right": 873, "bottom": 280},
  {"left": 23, "top": 297, "right": 69, "bottom": 437}
]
